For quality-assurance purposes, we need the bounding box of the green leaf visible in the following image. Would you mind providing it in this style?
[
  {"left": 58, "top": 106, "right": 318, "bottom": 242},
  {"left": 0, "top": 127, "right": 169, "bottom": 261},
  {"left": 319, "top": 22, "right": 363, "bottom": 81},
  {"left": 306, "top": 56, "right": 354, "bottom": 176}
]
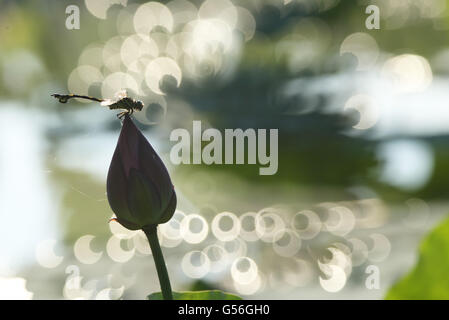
[
  {"left": 147, "top": 290, "right": 242, "bottom": 300},
  {"left": 386, "top": 214, "right": 449, "bottom": 299}
]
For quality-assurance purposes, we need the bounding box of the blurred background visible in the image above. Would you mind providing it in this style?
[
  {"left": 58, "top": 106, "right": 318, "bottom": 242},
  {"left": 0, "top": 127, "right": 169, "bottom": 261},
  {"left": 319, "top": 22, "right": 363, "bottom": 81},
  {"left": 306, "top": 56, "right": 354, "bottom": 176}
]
[{"left": 1, "top": 0, "right": 449, "bottom": 300}]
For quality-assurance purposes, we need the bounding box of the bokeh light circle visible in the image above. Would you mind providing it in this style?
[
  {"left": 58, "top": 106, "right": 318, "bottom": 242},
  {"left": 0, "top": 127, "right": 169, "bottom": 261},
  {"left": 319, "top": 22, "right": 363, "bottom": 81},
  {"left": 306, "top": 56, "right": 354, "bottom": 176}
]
[
  {"left": 181, "top": 251, "right": 210, "bottom": 278},
  {"left": 272, "top": 229, "right": 301, "bottom": 257},
  {"left": 239, "top": 212, "right": 259, "bottom": 241},
  {"left": 255, "top": 208, "right": 286, "bottom": 243},
  {"left": 231, "top": 257, "right": 258, "bottom": 285},
  {"left": 211, "top": 211, "right": 241, "bottom": 241},
  {"left": 202, "top": 244, "right": 227, "bottom": 273},
  {"left": 291, "top": 210, "right": 321, "bottom": 240},
  {"left": 180, "top": 214, "right": 209, "bottom": 244}
]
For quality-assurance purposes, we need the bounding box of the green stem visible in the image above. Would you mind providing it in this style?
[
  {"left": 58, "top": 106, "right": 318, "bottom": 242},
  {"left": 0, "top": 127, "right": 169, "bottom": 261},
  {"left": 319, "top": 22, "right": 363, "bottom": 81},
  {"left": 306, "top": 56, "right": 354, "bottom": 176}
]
[{"left": 142, "top": 225, "right": 173, "bottom": 300}]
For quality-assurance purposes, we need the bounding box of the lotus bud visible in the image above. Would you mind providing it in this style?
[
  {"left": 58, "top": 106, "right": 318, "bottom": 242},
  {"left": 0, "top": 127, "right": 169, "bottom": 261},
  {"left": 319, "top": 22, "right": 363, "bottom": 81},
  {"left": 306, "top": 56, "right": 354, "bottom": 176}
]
[{"left": 106, "top": 114, "right": 176, "bottom": 230}]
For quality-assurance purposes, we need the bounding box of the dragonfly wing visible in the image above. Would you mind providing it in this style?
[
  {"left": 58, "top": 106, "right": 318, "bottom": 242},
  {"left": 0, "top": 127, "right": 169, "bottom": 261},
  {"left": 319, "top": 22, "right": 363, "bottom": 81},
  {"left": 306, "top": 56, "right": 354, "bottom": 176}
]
[
  {"left": 100, "top": 99, "right": 114, "bottom": 106},
  {"left": 115, "top": 89, "right": 128, "bottom": 100}
]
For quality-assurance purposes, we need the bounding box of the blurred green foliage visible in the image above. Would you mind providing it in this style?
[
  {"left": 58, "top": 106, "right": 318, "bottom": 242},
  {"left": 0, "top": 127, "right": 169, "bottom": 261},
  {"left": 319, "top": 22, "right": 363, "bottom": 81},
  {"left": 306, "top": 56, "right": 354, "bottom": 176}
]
[
  {"left": 52, "top": 164, "right": 111, "bottom": 244},
  {"left": 386, "top": 214, "right": 449, "bottom": 299}
]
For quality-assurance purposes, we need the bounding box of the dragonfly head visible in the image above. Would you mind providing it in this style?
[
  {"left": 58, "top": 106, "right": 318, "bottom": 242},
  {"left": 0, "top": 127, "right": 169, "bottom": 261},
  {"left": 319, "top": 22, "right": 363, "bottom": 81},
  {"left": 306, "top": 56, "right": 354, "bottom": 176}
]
[{"left": 134, "top": 100, "right": 144, "bottom": 111}]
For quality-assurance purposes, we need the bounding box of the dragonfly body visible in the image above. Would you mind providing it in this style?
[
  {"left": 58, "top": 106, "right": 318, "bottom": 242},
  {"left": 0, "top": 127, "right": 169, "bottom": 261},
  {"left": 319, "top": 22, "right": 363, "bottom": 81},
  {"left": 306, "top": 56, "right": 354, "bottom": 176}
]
[
  {"left": 51, "top": 90, "right": 143, "bottom": 119},
  {"left": 51, "top": 93, "right": 102, "bottom": 103}
]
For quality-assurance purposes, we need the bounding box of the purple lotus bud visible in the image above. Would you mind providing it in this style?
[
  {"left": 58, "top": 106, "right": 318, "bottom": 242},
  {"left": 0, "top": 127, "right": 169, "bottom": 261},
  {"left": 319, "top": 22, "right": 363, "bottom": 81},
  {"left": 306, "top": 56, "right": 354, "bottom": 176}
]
[{"left": 107, "top": 114, "right": 176, "bottom": 230}]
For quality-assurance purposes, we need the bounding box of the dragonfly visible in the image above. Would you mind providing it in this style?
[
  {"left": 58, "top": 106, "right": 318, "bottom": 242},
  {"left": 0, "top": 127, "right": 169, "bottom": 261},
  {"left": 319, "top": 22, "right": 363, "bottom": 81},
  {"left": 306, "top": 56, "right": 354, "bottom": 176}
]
[{"left": 51, "top": 90, "right": 144, "bottom": 119}]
